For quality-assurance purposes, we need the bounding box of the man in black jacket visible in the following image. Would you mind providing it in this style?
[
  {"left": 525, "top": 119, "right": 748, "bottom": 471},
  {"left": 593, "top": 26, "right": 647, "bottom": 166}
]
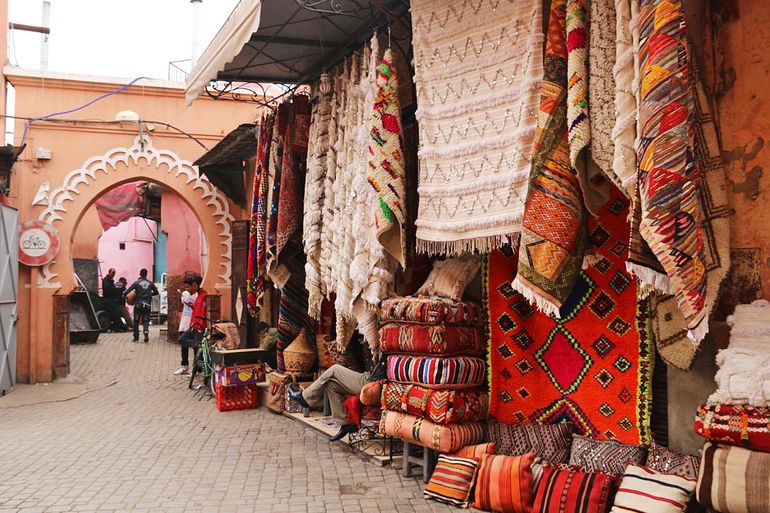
[{"left": 124, "top": 268, "right": 159, "bottom": 343}]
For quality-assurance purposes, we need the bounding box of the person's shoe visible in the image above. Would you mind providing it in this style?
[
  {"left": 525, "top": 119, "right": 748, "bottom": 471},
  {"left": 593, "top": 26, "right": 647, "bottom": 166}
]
[
  {"left": 173, "top": 366, "right": 188, "bottom": 375},
  {"left": 287, "top": 383, "right": 309, "bottom": 408},
  {"left": 144, "top": 333, "right": 149, "bottom": 343},
  {"left": 330, "top": 424, "right": 357, "bottom": 442},
  {"left": 132, "top": 338, "right": 139, "bottom": 343}
]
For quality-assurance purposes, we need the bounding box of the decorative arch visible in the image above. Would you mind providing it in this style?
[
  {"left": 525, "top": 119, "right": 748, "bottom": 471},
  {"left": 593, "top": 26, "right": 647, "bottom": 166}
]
[{"left": 37, "top": 135, "right": 233, "bottom": 291}]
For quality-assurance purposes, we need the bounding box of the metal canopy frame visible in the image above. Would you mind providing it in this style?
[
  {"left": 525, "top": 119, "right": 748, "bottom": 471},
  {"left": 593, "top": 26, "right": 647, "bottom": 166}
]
[{"left": 204, "top": 0, "right": 408, "bottom": 101}]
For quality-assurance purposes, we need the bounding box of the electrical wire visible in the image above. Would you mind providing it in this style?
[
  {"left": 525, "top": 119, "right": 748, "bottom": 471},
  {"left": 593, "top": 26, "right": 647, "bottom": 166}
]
[{"left": 19, "top": 76, "right": 150, "bottom": 147}]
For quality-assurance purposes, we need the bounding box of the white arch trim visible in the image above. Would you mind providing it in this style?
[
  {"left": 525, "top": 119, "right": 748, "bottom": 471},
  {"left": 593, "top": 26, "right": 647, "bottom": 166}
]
[{"left": 37, "top": 135, "right": 233, "bottom": 290}]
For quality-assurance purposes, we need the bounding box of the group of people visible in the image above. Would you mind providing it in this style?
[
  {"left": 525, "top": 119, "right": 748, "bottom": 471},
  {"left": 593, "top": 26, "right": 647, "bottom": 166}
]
[{"left": 101, "top": 268, "right": 159, "bottom": 343}]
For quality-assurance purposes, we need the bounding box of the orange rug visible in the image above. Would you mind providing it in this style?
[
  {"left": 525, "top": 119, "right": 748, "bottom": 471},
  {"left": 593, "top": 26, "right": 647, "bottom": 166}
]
[{"left": 486, "top": 188, "right": 652, "bottom": 444}]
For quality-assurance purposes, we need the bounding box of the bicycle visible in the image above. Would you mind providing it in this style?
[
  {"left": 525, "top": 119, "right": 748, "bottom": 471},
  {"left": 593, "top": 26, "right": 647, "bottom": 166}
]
[{"left": 187, "top": 316, "right": 227, "bottom": 397}]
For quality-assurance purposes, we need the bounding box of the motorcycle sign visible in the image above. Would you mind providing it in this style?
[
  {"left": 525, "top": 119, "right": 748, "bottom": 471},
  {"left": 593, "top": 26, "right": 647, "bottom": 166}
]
[{"left": 19, "top": 220, "right": 60, "bottom": 266}]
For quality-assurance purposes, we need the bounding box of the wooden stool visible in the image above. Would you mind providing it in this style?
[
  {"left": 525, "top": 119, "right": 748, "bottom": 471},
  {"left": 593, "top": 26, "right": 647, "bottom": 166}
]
[{"left": 401, "top": 442, "right": 438, "bottom": 483}]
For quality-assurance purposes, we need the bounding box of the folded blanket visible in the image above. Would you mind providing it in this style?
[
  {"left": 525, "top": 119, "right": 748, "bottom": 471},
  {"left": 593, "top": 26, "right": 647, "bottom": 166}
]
[
  {"left": 378, "top": 296, "right": 484, "bottom": 327},
  {"left": 379, "top": 410, "right": 487, "bottom": 453},
  {"left": 381, "top": 382, "right": 488, "bottom": 424},
  {"left": 696, "top": 404, "right": 770, "bottom": 453},
  {"left": 379, "top": 323, "right": 484, "bottom": 357},
  {"left": 387, "top": 355, "right": 486, "bottom": 389},
  {"left": 708, "top": 348, "right": 770, "bottom": 407}
]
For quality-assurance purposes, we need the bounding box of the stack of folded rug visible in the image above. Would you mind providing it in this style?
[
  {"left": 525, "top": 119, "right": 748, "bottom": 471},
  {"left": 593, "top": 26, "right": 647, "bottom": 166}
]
[{"left": 377, "top": 295, "right": 489, "bottom": 453}]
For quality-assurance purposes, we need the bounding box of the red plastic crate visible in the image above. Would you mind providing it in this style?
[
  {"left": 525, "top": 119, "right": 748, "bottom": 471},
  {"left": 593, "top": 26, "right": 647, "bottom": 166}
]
[{"left": 215, "top": 383, "right": 259, "bottom": 412}]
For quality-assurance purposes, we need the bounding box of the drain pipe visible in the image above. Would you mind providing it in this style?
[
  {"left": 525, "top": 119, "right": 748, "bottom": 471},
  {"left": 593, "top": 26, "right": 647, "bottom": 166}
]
[{"left": 40, "top": 1, "right": 50, "bottom": 71}]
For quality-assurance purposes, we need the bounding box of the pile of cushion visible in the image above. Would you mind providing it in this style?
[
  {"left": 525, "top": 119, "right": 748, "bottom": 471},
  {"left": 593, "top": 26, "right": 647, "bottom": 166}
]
[
  {"left": 423, "top": 420, "right": 707, "bottom": 513},
  {"left": 377, "top": 294, "right": 489, "bottom": 453}
]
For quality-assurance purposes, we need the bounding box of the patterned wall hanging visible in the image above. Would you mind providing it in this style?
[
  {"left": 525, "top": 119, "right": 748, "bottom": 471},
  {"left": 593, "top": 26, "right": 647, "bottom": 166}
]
[
  {"left": 486, "top": 187, "right": 653, "bottom": 445},
  {"left": 410, "top": 0, "right": 544, "bottom": 255}
]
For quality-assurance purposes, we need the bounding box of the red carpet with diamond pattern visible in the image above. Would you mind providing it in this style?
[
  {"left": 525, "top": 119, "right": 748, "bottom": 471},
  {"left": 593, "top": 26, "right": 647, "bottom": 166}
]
[{"left": 485, "top": 188, "right": 652, "bottom": 445}]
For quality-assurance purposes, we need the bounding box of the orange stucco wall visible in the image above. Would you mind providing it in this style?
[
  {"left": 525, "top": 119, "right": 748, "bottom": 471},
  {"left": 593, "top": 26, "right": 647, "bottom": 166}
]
[
  {"left": 72, "top": 205, "right": 101, "bottom": 260},
  {"left": 6, "top": 68, "right": 255, "bottom": 383}
]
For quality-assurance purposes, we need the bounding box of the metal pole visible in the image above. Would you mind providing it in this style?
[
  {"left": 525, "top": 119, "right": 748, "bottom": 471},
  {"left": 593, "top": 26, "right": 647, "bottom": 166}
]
[{"left": 40, "top": 1, "right": 50, "bottom": 71}]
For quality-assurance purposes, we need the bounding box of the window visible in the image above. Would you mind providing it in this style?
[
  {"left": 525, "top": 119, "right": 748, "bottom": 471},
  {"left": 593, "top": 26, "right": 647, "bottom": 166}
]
[{"left": 119, "top": 243, "right": 126, "bottom": 250}]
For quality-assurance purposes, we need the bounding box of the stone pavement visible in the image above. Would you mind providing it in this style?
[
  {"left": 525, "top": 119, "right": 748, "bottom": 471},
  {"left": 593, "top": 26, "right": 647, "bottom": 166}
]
[{"left": 0, "top": 327, "right": 460, "bottom": 513}]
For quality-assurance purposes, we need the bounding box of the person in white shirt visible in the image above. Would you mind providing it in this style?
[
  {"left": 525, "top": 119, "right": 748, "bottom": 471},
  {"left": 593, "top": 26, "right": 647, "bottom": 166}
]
[{"left": 174, "top": 278, "right": 198, "bottom": 375}]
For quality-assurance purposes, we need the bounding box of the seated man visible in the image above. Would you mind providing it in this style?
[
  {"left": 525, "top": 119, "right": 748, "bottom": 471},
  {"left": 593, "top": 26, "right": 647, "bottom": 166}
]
[{"left": 289, "top": 352, "right": 387, "bottom": 442}]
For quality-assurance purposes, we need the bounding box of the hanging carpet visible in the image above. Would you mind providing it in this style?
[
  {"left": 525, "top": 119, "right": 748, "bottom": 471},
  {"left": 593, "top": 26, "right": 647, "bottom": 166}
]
[
  {"left": 486, "top": 187, "right": 653, "bottom": 445},
  {"left": 411, "top": 0, "right": 544, "bottom": 255}
]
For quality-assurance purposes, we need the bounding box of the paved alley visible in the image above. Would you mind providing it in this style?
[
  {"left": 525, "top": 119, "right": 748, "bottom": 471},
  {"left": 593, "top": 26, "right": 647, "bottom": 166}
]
[{"left": 0, "top": 329, "right": 456, "bottom": 513}]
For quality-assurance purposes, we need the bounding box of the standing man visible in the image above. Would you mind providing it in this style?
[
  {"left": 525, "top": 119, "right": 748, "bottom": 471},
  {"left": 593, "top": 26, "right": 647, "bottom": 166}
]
[
  {"left": 124, "top": 268, "right": 159, "bottom": 343},
  {"left": 101, "top": 268, "right": 123, "bottom": 332},
  {"left": 175, "top": 275, "right": 207, "bottom": 375}
]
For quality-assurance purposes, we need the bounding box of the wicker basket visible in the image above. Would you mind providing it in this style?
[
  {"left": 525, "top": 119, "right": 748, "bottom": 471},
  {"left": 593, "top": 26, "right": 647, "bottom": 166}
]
[{"left": 284, "top": 330, "right": 316, "bottom": 373}]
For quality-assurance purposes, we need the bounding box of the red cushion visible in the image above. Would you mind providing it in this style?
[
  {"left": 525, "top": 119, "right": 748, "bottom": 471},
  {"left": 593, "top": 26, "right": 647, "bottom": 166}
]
[
  {"left": 472, "top": 453, "right": 536, "bottom": 513},
  {"left": 532, "top": 465, "right": 615, "bottom": 513}
]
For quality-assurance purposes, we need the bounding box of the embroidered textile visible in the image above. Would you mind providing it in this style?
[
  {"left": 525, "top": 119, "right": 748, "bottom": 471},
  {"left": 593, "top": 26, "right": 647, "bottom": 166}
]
[
  {"left": 487, "top": 187, "right": 654, "bottom": 445},
  {"left": 265, "top": 104, "right": 290, "bottom": 274},
  {"left": 650, "top": 74, "right": 730, "bottom": 369},
  {"left": 379, "top": 323, "right": 484, "bottom": 357},
  {"left": 588, "top": 0, "right": 618, "bottom": 183},
  {"left": 367, "top": 48, "right": 406, "bottom": 267},
  {"left": 609, "top": 464, "right": 695, "bottom": 513},
  {"left": 512, "top": 0, "right": 587, "bottom": 318},
  {"left": 275, "top": 256, "right": 314, "bottom": 373},
  {"left": 629, "top": 0, "right": 709, "bottom": 344},
  {"left": 424, "top": 455, "right": 480, "bottom": 508},
  {"left": 381, "top": 382, "right": 488, "bottom": 425},
  {"left": 386, "top": 355, "right": 486, "bottom": 389},
  {"left": 378, "top": 410, "right": 487, "bottom": 453},
  {"left": 471, "top": 453, "right": 536, "bottom": 513},
  {"left": 488, "top": 419, "right": 574, "bottom": 463},
  {"left": 695, "top": 404, "right": 770, "bottom": 453},
  {"left": 378, "top": 297, "right": 484, "bottom": 327},
  {"left": 646, "top": 440, "right": 700, "bottom": 480},
  {"left": 411, "top": 0, "right": 544, "bottom": 255},
  {"left": 709, "top": 348, "right": 770, "bottom": 407},
  {"left": 696, "top": 443, "right": 770, "bottom": 513},
  {"left": 532, "top": 465, "right": 615, "bottom": 513},
  {"left": 450, "top": 443, "right": 496, "bottom": 459},
  {"left": 569, "top": 434, "right": 648, "bottom": 474},
  {"left": 611, "top": 0, "right": 640, "bottom": 193}
]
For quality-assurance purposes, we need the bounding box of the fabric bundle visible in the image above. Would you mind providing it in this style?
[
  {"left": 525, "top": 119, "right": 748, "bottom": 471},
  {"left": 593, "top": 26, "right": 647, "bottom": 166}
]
[
  {"left": 410, "top": 0, "right": 544, "bottom": 255},
  {"left": 381, "top": 382, "right": 488, "bottom": 425}
]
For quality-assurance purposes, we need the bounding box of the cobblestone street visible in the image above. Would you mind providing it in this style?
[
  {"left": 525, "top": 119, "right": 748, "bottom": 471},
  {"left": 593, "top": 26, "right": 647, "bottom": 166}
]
[{"left": 0, "top": 328, "right": 457, "bottom": 513}]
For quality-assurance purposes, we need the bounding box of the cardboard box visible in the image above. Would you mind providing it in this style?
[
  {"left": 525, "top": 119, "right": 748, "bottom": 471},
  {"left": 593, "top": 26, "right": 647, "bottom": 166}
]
[{"left": 216, "top": 364, "right": 267, "bottom": 386}]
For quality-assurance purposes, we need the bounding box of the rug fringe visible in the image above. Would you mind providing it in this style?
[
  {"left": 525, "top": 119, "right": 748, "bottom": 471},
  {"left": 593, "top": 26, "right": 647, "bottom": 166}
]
[
  {"left": 511, "top": 276, "right": 562, "bottom": 320},
  {"left": 626, "top": 262, "right": 675, "bottom": 295},
  {"left": 416, "top": 233, "right": 519, "bottom": 256}
]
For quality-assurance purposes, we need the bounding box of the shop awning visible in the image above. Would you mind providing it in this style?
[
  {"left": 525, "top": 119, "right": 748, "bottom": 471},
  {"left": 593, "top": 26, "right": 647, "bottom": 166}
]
[
  {"left": 185, "top": 0, "right": 406, "bottom": 105},
  {"left": 194, "top": 123, "right": 258, "bottom": 208}
]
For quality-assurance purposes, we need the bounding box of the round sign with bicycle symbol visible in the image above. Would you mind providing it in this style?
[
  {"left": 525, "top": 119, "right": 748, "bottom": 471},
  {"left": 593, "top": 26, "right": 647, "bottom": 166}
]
[{"left": 19, "top": 220, "right": 60, "bottom": 266}]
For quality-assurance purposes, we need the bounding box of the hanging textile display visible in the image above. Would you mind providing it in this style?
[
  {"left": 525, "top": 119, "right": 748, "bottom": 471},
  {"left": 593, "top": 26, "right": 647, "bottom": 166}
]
[
  {"left": 487, "top": 187, "right": 653, "bottom": 446},
  {"left": 247, "top": 112, "right": 275, "bottom": 314},
  {"left": 512, "top": 0, "right": 586, "bottom": 319},
  {"left": 611, "top": 0, "right": 641, "bottom": 193},
  {"left": 588, "top": 0, "right": 617, "bottom": 184},
  {"left": 650, "top": 74, "right": 730, "bottom": 370},
  {"left": 628, "top": 0, "right": 711, "bottom": 344},
  {"left": 367, "top": 48, "right": 407, "bottom": 268},
  {"left": 303, "top": 82, "right": 332, "bottom": 318},
  {"left": 410, "top": 0, "right": 544, "bottom": 255},
  {"left": 265, "top": 104, "right": 290, "bottom": 276}
]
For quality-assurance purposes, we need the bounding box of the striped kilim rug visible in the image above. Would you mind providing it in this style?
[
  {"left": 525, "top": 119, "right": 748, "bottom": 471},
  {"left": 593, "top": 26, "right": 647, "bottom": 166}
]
[{"left": 486, "top": 187, "right": 653, "bottom": 445}]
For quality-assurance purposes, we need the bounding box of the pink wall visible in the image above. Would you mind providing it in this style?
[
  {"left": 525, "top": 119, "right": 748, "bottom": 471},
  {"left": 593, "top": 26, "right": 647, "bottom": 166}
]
[
  {"left": 161, "top": 192, "right": 204, "bottom": 276},
  {"left": 98, "top": 217, "right": 156, "bottom": 286}
]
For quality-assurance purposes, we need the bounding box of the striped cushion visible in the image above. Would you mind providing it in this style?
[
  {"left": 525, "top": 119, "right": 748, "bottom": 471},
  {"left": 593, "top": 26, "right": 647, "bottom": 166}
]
[
  {"left": 696, "top": 442, "right": 770, "bottom": 513},
  {"left": 379, "top": 296, "right": 484, "bottom": 327},
  {"left": 424, "top": 455, "right": 480, "bottom": 508},
  {"left": 610, "top": 464, "right": 695, "bottom": 512},
  {"left": 379, "top": 323, "right": 485, "bottom": 356},
  {"left": 387, "top": 355, "right": 486, "bottom": 388},
  {"left": 472, "top": 453, "right": 536, "bottom": 513},
  {"left": 379, "top": 410, "right": 487, "bottom": 453},
  {"left": 451, "top": 443, "right": 496, "bottom": 459},
  {"left": 695, "top": 403, "right": 770, "bottom": 453},
  {"left": 381, "top": 382, "right": 488, "bottom": 424},
  {"left": 532, "top": 465, "right": 615, "bottom": 513},
  {"left": 489, "top": 419, "right": 574, "bottom": 463},
  {"left": 569, "top": 435, "right": 647, "bottom": 474}
]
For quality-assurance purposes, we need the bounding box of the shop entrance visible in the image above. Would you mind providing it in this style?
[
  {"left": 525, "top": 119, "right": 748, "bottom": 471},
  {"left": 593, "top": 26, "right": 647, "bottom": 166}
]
[{"left": 18, "top": 135, "right": 235, "bottom": 383}]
